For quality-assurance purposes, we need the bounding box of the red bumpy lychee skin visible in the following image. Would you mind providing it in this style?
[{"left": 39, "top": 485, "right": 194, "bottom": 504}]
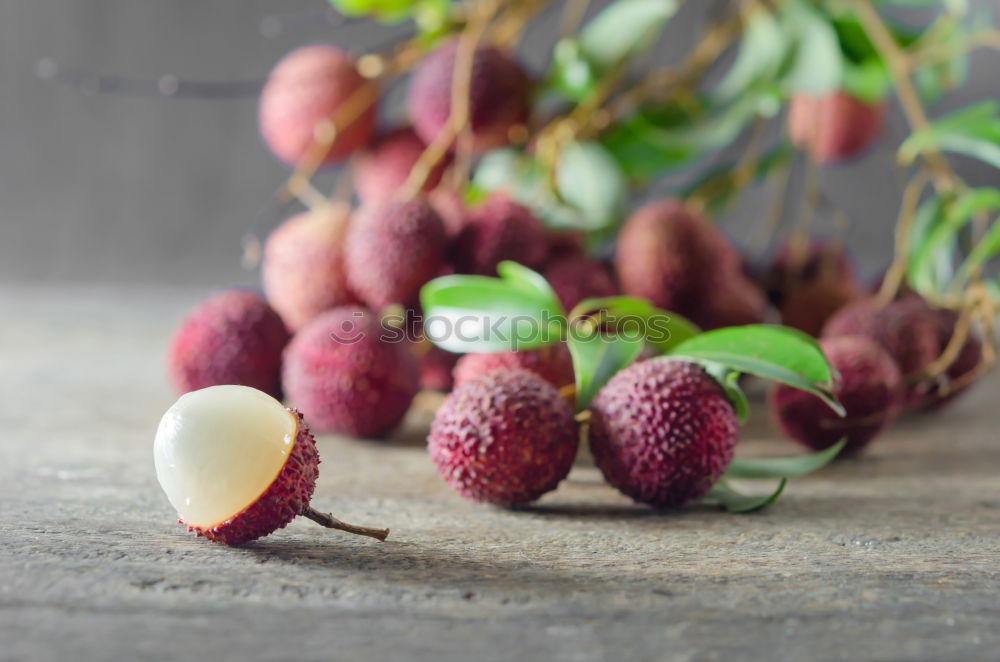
[
  {"left": 188, "top": 410, "right": 319, "bottom": 546},
  {"left": 588, "top": 359, "right": 739, "bottom": 509},
  {"left": 168, "top": 290, "right": 290, "bottom": 398},
  {"left": 428, "top": 369, "right": 578, "bottom": 506},
  {"left": 614, "top": 199, "right": 764, "bottom": 329},
  {"left": 452, "top": 193, "right": 547, "bottom": 275},
  {"left": 770, "top": 335, "right": 902, "bottom": 456},
  {"left": 259, "top": 45, "right": 376, "bottom": 167},
  {"left": 452, "top": 343, "right": 575, "bottom": 389},
  {"left": 352, "top": 127, "right": 450, "bottom": 203},
  {"left": 823, "top": 297, "right": 940, "bottom": 405},
  {"left": 788, "top": 92, "right": 885, "bottom": 165},
  {"left": 344, "top": 198, "right": 447, "bottom": 308},
  {"left": 408, "top": 39, "right": 530, "bottom": 152},
  {"left": 543, "top": 255, "right": 618, "bottom": 312},
  {"left": 283, "top": 307, "right": 420, "bottom": 437},
  {"left": 262, "top": 208, "right": 356, "bottom": 332}
]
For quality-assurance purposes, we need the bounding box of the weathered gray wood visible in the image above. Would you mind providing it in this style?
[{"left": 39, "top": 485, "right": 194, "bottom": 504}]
[{"left": 1, "top": 285, "right": 998, "bottom": 662}]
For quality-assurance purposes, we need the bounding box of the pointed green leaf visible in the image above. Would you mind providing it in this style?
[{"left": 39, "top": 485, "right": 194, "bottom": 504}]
[
  {"left": 420, "top": 265, "right": 565, "bottom": 353},
  {"left": 899, "top": 101, "right": 1000, "bottom": 170},
  {"left": 706, "top": 478, "right": 787, "bottom": 513},
  {"left": 669, "top": 325, "right": 843, "bottom": 415},
  {"left": 567, "top": 332, "right": 645, "bottom": 411},
  {"left": 780, "top": 0, "right": 844, "bottom": 96},
  {"left": 713, "top": 8, "right": 788, "bottom": 102},
  {"left": 570, "top": 296, "right": 700, "bottom": 354},
  {"left": 579, "top": 0, "right": 678, "bottom": 70},
  {"left": 724, "top": 439, "right": 846, "bottom": 479},
  {"left": 555, "top": 141, "right": 628, "bottom": 233}
]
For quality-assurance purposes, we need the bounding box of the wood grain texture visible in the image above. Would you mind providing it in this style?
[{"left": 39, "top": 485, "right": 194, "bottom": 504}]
[{"left": 1, "top": 285, "right": 998, "bottom": 662}]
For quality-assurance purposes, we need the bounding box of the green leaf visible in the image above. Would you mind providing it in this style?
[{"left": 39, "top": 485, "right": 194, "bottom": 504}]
[
  {"left": 906, "top": 194, "right": 953, "bottom": 297},
  {"left": 699, "top": 361, "right": 750, "bottom": 424},
  {"left": 601, "top": 91, "right": 778, "bottom": 180},
  {"left": 953, "top": 218, "right": 1000, "bottom": 288},
  {"left": 713, "top": 8, "right": 788, "bottom": 102},
  {"left": 725, "top": 440, "right": 846, "bottom": 479},
  {"left": 909, "top": 187, "right": 1000, "bottom": 296},
  {"left": 569, "top": 296, "right": 700, "bottom": 354},
  {"left": 579, "top": 0, "right": 679, "bottom": 70},
  {"left": 680, "top": 143, "right": 795, "bottom": 215},
  {"left": 780, "top": 0, "right": 844, "bottom": 96},
  {"left": 329, "top": 0, "right": 438, "bottom": 22},
  {"left": 548, "top": 38, "right": 598, "bottom": 102},
  {"left": 705, "top": 478, "right": 787, "bottom": 513},
  {"left": 555, "top": 141, "right": 628, "bottom": 234},
  {"left": 669, "top": 325, "right": 843, "bottom": 415},
  {"left": 899, "top": 101, "right": 1000, "bottom": 170},
  {"left": 567, "top": 332, "right": 645, "bottom": 411},
  {"left": 419, "top": 264, "right": 565, "bottom": 353}
]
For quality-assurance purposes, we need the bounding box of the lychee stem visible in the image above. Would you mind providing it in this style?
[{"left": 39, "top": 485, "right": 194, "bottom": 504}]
[{"left": 302, "top": 507, "right": 390, "bottom": 541}]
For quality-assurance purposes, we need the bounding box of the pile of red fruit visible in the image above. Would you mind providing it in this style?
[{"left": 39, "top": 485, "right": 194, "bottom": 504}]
[{"left": 161, "top": 38, "right": 984, "bottom": 534}]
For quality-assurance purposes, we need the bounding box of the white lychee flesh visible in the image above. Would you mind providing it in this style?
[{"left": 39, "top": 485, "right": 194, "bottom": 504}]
[{"left": 154, "top": 385, "right": 296, "bottom": 529}]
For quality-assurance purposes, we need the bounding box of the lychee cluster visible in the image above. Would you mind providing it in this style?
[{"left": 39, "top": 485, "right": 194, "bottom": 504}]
[{"left": 428, "top": 356, "right": 743, "bottom": 510}]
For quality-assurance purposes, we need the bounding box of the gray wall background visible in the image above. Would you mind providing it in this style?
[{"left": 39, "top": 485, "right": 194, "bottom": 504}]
[{"left": 1, "top": 0, "right": 998, "bottom": 288}]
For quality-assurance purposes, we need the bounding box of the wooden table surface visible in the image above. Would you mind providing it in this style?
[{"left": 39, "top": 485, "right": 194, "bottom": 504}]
[{"left": 2, "top": 285, "right": 998, "bottom": 662}]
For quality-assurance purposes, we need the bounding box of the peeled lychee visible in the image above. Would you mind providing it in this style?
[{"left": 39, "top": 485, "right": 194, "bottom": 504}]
[
  {"left": 428, "top": 369, "right": 578, "bottom": 506},
  {"left": 344, "top": 198, "right": 446, "bottom": 308},
  {"left": 282, "top": 307, "right": 419, "bottom": 437},
  {"left": 823, "top": 297, "right": 940, "bottom": 405},
  {"left": 154, "top": 385, "right": 388, "bottom": 545},
  {"left": 452, "top": 193, "right": 547, "bottom": 275},
  {"left": 352, "top": 127, "right": 449, "bottom": 203},
  {"left": 259, "top": 45, "right": 376, "bottom": 167},
  {"left": 543, "top": 255, "right": 618, "bottom": 312},
  {"left": 453, "top": 343, "right": 575, "bottom": 389},
  {"left": 262, "top": 207, "right": 356, "bottom": 332},
  {"left": 770, "top": 335, "right": 902, "bottom": 455},
  {"left": 408, "top": 39, "right": 529, "bottom": 152},
  {"left": 588, "top": 359, "right": 739, "bottom": 509},
  {"left": 788, "top": 92, "right": 885, "bottom": 165},
  {"left": 167, "top": 290, "right": 289, "bottom": 398}
]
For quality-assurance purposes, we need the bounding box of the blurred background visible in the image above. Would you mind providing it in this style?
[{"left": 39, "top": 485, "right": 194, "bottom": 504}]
[{"left": 2, "top": 0, "right": 999, "bottom": 287}]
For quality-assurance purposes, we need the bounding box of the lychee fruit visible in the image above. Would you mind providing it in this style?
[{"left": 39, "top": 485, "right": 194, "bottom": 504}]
[
  {"left": 262, "top": 207, "right": 356, "bottom": 332},
  {"left": 689, "top": 272, "right": 768, "bottom": 330},
  {"left": 154, "top": 385, "right": 388, "bottom": 545},
  {"left": 452, "top": 193, "right": 547, "bottom": 275},
  {"left": 453, "top": 343, "right": 575, "bottom": 390},
  {"left": 614, "top": 200, "right": 740, "bottom": 316},
  {"left": 544, "top": 231, "right": 587, "bottom": 262},
  {"left": 344, "top": 198, "right": 447, "bottom": 308},
  {"left": 760, "top": 238, "right": 860, "bottom": 309},
  {"left": 419, "top": 344, "right": 460, "bottom": 392},
  {"left": 823, "top": 296, "right": 941, "bottom": 405},
  {"left": 352, "top": 127, "right": 450, "bottom": 203},
  {"left": 427, "top": 187, "right": 468, "bottom": 239},
  {"left": 543, "top": 254, "right": 618, "bottom": 312},
  {"left": 916, "top": 308, "right": 983, "bottom": 410},
  {"left": 259, "top": 44, "right": 376, "bottom": 167},
  {"left": 167, "top": 289, "right": 289, "bottom": 398},
  {"left": 615, "top": 199, "right": 764, "bottom": 329},
  {"left": 282, "top": 307, "right": 419, "bottom": 437},
  {"left": 788, "top": 91, "right": 885, "bottom": 165},
  {"left": 408, "top": 39, "right": 530, "bottom": 152},
  {"left": 427, "top": 369, "right": 578, "bottom": 506},
  {"left": 779, "top": 279, "right": 862, "bottom": 337},
  {"left": 588, "top": 358, "right": 739, "bottom": 509},
  {"left": 770, "top": 335, "right": 902, "bottom": 455}
]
